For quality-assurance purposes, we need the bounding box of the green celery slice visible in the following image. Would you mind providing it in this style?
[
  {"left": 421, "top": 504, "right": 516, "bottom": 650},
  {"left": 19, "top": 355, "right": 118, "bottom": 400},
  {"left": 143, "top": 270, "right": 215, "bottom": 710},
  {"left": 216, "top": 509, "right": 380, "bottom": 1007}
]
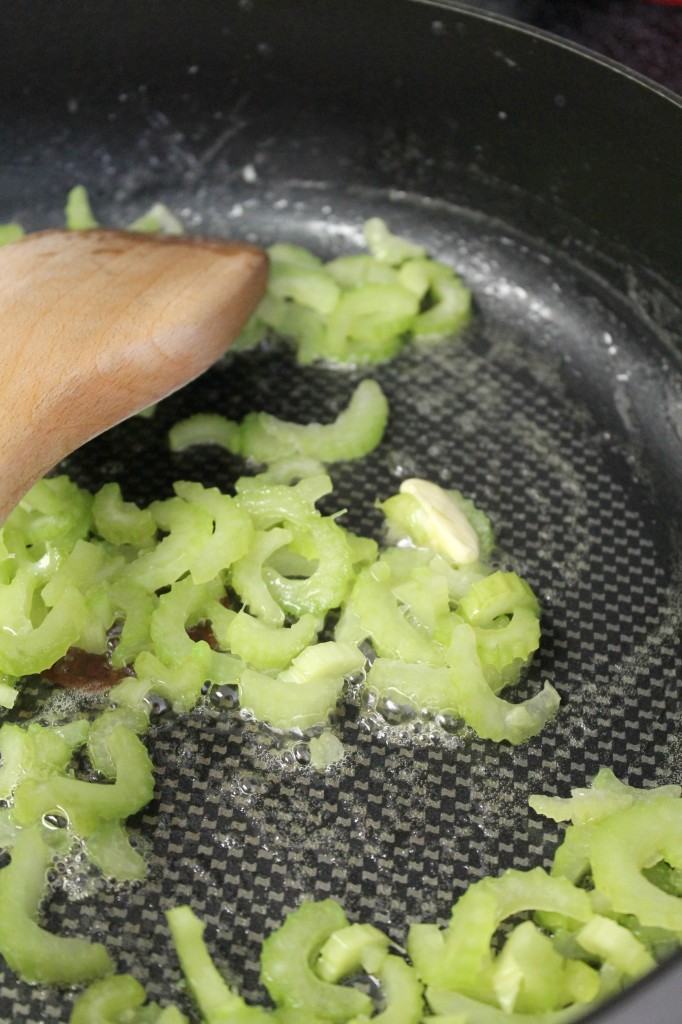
[{"left": 0, "top": 826, "right": 112, "bottom": 985}]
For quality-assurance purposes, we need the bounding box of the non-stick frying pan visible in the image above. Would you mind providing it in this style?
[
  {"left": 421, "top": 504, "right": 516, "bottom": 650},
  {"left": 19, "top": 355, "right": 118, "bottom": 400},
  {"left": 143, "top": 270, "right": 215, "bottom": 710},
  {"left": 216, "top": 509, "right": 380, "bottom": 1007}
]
[{"left": 1, "top": 1, "right": 681, "bottom": 1021}]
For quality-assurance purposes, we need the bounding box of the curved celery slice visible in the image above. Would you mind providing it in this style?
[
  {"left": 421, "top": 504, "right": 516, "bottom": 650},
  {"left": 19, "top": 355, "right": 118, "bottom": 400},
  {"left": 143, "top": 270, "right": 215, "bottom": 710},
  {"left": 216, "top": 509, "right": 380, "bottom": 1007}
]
[
  {"left": 169, "top": 413, "right": 242, "bottom": 454},
  {"left": 109, "top": 580, "right": 157, "bottom": 668},
  {"left": 235, "top": 475, "right": 330, "bottom": 529},
  {"left": 93, "top": 483, "right": 156, "bottom": 547},
  {"left": 264, "top": 518, "right": 354, "bottom": 618},
  {"left": 399, "top": 258, "right": 471, "bottom": 338},
  {"left": 446, "top": 623, "right": 559, "bottom": 744},
  {"left": 134, "top": 646, "right": 212, "bottom": 714},
  {"left": 239, "top": 642, "right": 363, "bottom": 731},
  {"left": 363, "top": 218, "right": 426, "bottom": 265},
  {"left": 316, "top": 922, "right": 390, "bottom": 982},
  {"left": 86, "top": 820, "right": 147, "bottom": 882},
  {"left": 261, "top": 900, "right": 373, "bottom": 1021},
  {"left": 474, "top": 606, "right": 541, "bottom": 689},
  {"left": 87, "top": 708, "right": 149, "bottom": 778},
  {"left": 226, "top": 611, "right": 320, "bottom": 671},
  {"left": 349, "top": 564, "right": 444, "bottom": 666},
  {"left": 365, "top": 658, "right": 456, "bottom": 713},
  {"left": 123, "top": 498, "right": 214, "bottom": 593},
  {"left": 529, "top": 768, "right": 682, "bottom": 826},
  {"left": 324, "top": 284, "right": 418, "bottom": 363},
  {"left": 69, "top": 972, "right": 189, "bottom": 1023},
  {"left": 231, "top": 528, "right": 293, "bottom": 628},
  {"left": 588, "top": 798, "right": 682, "bottom": 932},
  {"left": 326, "top": 254, "right": 400, "bottom": 288},
  {"left": 576, "top": 916, "right": 655, "bottom": 978},
  {"left": 267, "top": 243, "right": 323, "bottom": 269},
  {"left": 0, "top": 826, "right": 112, "bottom": 985},
  {"left": 426, "top": 987, "right": 580, "bottom": 1023},
  {"left": 492, "top": 920, "right": 599, "bottom": 1014},
  {"left": 408, "top": 868, "right": 592, "bottom": 994},
  {"left": 0, "top": 586, "right": 88, "bottom": 677},
  {"left": 268, "top": 259, "right": 340, "bottom": 314},
  {"left": 13, "top": 726, "right": 155, "bottom": 836},
  {"left": 239, "top": 380, "right": 389, "bottom": 464},
  {"left": 0, "top": 720, "right": 88, "bottom": 801},
  {"left": 457, "top": 571, "right": 539, "bottom": 626},
  {"left": 149, "top": 575, "right": 225, "bottom": 666},
  {"left": 174, "top": 481, "right": 254, "bottom": 583}
]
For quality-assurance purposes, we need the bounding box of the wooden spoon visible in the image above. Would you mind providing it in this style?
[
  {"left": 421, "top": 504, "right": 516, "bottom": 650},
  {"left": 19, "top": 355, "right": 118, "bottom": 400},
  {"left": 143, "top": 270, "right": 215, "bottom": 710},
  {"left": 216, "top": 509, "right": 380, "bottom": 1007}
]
[{"left": 0, "top": 228, "right": 268, "bottom": 523}]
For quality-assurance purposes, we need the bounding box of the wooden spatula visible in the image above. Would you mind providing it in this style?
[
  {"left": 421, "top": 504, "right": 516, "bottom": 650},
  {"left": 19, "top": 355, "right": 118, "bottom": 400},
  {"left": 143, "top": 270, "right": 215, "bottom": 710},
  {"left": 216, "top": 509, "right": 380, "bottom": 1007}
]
[{"left": 0, "top": 228, "right": 268, "bottom": 523}]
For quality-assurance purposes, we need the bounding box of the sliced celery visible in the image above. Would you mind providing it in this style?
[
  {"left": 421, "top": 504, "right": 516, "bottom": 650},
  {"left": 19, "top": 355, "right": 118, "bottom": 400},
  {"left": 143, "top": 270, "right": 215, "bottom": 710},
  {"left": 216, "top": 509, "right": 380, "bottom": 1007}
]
[
  {"left": 65, "top": 185, "right": 99, "bottom": 230},
  {"left": 261, "top": 900, "right": 373, "bottom": 1021},
  {"left": 0, "top": 826, "right": 112, "bottom": 984},
  {"left": 0, "top": 222, "right": 24, "bottom": 246},
  {"left": 446, "top": 623, "right": 559, "bottom": 744}
]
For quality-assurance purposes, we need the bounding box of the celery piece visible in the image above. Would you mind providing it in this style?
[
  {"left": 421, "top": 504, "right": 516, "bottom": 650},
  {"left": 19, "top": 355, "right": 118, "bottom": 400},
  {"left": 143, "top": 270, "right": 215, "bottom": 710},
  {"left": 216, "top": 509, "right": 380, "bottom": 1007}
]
[
  {"left": 409, "top": 868, "right": 592, "bottom": 995},
  {"left": 0, "top": 586, "right": 88, "bottom": 677},
  {"left": 264, "top": 518, "right": 354, "bottom": 618},
  {"left": 324, "top": 284, "right": 418, "bottom": 364},
  {"left": 128, "top": 202, "right": 184, "bottom": 235},
  {"left": 0, "top": 222, "right": 24, "bottom": 246},
  {"left": 124, "top": 497, "right": 214, "bottom": 592},
  {"left": 267, "top": 243, "right": 323, "bottom": 268},
  {"left": 363, "top": 954, "right": 424, "bottom": 1024},
  {"left": 87, "top": 707, "right": 150, "bottom": 778},
  {"left": 457, "top": 571, "right": 540, "bottom": 627},
  {"left": 174, "top": 481, "right": 255, "bottom": 583},
  {"left": 492, "top": 920, "right": 599, "bottom": 1014},
  {"left": 41, "top": 539, "right": 124, "bottom": 607},
  {"left": 239, "top": 379, "right": 389, "bottom": 464},
  {"left": 70, "top": 974, "right": 153, "bottom": 1023},
  {"left": 315, "top": 922, "right": 390, "bottom": 982},
  {"left": 65, "top": 185, "right": 99, "bottom": 230},
  {"left": 226, "top": 611, "right": 320, "bottom": 671},
  {"left": 308, "top": 731, "right": 345, "bottom": 771},
  {"left": 474, "top": 606, "right": 541, "bottom": 690},
  {"left": 13, "top": 726, "right": 155, "bottom": 837},
  {"left": 256, "top": 294, "right": 327, "bottom": 364},
  {"left": 86, "top": 820, "right": 147, "bottom": 882},
  {"left": 239, "top": 642, "right": 363, "bottom": 731},
  {"left": 109, "top": 580, "right": 157, "bottom": 668},
  {"left": 70, "top": 973, "right": 189, "bottom": 1022},
  {"left": 399, "top": 258, "right": 471, "bottom": 339},
  {"left": 0, "top": 826, "right": 112, "bottom": 985},
  {"left": 261, "top": 900, "right": 373, "bottom": 1021},
  {"left": 134, "top": 647, "right": 212, "bottom": 715},
  {"left": 169, "top": 413, "right": 242, "bottom": 454},
  {"left": 231, "top": 528, "right": 293, "bottom": 628},
  {"left": 349, "top": 564, "right": 444, "bottom": 666},
  {"left": 166, "top": 905, "right": 266, "bottom": 1024},
  {"left": 93, "top": 483, "right": 157, "bottom": 547},
  {"left": 363, "top": 218, "right": 426, "bottom": 266},
  {"left": 235, "top": 476, "right": 329, "bottom": 529},
  {"left": 326, "top": 254, "right": 400, "bottom": 289},
  {"left": 529, "top": 768, "right": 681, "bottom": 827},
  {"left": 365, "top": 658, "right": 457, "bottom": 714},
  {"left": 588, "top": 797, "right": 682, "bottom": 932},
  {"left": 268, "top": 260, "right": 340, "bottom": 314},
  {"left": 426, "top": 987, "right": 580, "bottom": 1023},
  {"left": 446, "top": 623, "right": 558, "bottom": 744},
  {"left": 150, "top": 575, "right": 225, "bottom": 666},
  {"left": 576, "top": 916, "right": 655, "bottom": 978},
  {"left": 0, "top": 720, "right": 89, "bottom": 800},
  {"left": 14, "top": 476, "right": 94, "bottom": 548}
]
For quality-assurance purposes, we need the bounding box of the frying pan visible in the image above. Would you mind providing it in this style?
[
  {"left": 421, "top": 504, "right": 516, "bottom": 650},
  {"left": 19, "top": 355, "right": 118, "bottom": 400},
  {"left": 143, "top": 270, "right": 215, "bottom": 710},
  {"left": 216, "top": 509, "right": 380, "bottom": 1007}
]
[{"left": 1, "top": 1, "right": 681, "bottom": 1021}]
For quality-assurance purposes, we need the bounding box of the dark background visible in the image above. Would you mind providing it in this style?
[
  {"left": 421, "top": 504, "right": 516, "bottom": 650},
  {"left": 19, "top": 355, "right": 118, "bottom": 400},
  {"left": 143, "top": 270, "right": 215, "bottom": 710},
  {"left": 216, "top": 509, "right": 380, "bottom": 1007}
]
[{"left": 465, "top": 0, "right": 682, "bottom": 94}]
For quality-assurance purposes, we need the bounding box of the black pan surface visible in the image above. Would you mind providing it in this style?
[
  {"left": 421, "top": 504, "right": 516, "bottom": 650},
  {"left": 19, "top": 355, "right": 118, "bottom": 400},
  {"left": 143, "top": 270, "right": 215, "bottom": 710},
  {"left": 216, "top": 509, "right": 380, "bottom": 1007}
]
[{"left": 1, "top": 2, "right": 681, "bottom": 1021}]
